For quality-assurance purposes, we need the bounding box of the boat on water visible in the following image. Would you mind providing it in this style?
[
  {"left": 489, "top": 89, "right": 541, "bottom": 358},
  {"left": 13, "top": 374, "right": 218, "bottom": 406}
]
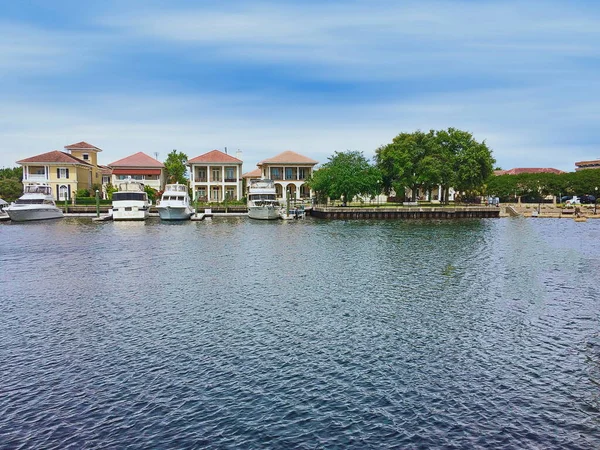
[
  {"left": 156, "top": 183, "right": 193, "bottom": 220},
  {"left": 280, "top": 205, "right": 306, "bottom": 220},
  {"left": 110, "top": 180, "right": 151, "bottom": 221},
  {"left": 247, "top": 179, "right": 280, "bottom": 220},
  {"left": 5, "top": 185, "right": 64, "bottom": 222},
  {"left": 0, "top": 198, "right": 9, "bottom": 220}
]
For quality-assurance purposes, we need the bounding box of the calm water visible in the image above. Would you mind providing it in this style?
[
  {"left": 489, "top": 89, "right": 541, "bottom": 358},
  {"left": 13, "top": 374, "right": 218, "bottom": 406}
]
[{"left": 1, "top": 217, "right": 600, "bottom": 449}]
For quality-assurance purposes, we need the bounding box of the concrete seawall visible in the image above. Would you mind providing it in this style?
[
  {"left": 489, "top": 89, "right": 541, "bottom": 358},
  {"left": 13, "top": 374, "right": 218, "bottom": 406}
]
[{"left": 310, "top": 206, "right": 500, "bottom": 219}]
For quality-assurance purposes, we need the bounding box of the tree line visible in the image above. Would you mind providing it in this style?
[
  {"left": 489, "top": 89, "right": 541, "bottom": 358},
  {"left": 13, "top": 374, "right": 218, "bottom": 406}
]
[
  {"left": 486, "top": 170, "right": 600, "bottom": 202},
  {"left": 307, "top": 128, "right": 495, "bottom": 204}
]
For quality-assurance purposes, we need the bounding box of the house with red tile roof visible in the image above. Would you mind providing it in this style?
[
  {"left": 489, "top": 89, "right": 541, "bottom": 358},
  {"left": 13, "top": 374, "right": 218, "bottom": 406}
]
[
  {"left": 188, "top": 150, "right": 243, "bottom": 202},
  {"left": 493, "top": 168, "right": 565, "bottom": 176},
  {"left": 17, "top": 141, "right": 103, "bottom": 202},
  {"left": 255, "top": 151, "right": 318, "bottom": 200},
  {"left": 108, "top": 152, "right": 165, "bottom": 191},
  {"left": 575, "top": 159, "right": 600, "bottom": 171}
]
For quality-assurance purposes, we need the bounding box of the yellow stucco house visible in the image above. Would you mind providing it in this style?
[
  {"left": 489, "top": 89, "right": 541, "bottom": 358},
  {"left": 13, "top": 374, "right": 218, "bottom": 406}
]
[{"left": 18, "top": 141, "right": 103, "bottom": 201}]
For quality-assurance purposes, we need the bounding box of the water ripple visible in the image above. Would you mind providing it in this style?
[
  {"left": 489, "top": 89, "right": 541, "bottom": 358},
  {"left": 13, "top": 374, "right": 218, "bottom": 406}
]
[{"left": 1, "top": 218, "right": 600, "bottom": 448}]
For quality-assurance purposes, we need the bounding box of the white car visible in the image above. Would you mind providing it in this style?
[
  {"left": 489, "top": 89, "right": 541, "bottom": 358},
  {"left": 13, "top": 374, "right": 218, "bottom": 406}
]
[{"left": 565, "top": 196, "right": 580, "bottom": 205}]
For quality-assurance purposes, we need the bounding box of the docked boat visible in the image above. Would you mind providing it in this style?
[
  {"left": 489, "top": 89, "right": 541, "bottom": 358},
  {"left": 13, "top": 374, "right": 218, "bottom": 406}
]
[
  {"left": 110, "top": 180, "right": 150, "bottom": 221},
  {"left": 5, "top": 185, "right": 64, "bottom": 222},
  {"left": 280, "top": 205, "right": 306, "bottom": 220},
  {"left": 247, "top": 179, "right": 280, "bottom": 220},
  {"left": 156, "top": 183, "right": 193, "bottom": 220},
  {"left": 0, "top": 198, "right": 8, "bottom": 220}
]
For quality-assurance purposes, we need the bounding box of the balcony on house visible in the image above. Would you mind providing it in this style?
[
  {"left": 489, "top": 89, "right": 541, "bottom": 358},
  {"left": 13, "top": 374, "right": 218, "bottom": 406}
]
[{"left": 24, "top": 166, "right": 48, "bottom": 182}]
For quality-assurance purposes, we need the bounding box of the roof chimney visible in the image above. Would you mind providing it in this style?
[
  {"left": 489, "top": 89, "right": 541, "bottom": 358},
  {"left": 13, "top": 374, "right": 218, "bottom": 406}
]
[
  {"left": 236, "top": 149, "right": 242, "bottom": 161},
  {"left": 224, "top": 147, "right": 228, "bottom": 154}
]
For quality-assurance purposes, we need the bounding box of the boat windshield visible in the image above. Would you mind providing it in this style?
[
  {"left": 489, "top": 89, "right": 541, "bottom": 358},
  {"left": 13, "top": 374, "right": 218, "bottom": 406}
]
[
  {"left": 113, "top": 192, "right": 147, "bottom": 201},
  {"left": 16, "top": 199, "right": 45, "bottom": 204},
  {"left": 249, "top": 194, "right": 276, "bottom": 201},
  {"left": 165, "top": 184, "right": 187, "bottom": 192},
  {"left": 24, "top": 185, "right": 51, "bottom": 195}
]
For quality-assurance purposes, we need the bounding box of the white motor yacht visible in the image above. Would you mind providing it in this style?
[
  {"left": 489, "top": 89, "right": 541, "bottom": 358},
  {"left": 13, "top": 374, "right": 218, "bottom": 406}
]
[
  {"left": 157, "top": 183, "right": 193, "bottom": 220},
  {"left": 247, "top": 179, "right": 280, "bottom": 220},
  {"left": 5, "top": 185, "right": 64, "bottom": 222},
  {"left": 110, "top": 180, "right": 150, "bottom": 221}
]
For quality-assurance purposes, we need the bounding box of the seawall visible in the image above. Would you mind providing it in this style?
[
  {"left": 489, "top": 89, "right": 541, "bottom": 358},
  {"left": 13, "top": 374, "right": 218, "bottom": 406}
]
[{"left": 310, "top": 206, "right": 500, "bottom": 219}]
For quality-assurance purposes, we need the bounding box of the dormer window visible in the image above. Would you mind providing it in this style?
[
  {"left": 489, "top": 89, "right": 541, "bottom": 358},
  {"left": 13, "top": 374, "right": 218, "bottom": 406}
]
[{"left": 82, "top": 153, "right": 89, "bottom": 160}]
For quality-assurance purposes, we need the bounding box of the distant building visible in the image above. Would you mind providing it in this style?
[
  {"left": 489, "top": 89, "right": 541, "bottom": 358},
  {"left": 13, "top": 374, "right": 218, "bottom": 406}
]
[
  {"left": 575, "top": 159, "right": 600, "bottom": 171},
  {"left": 108, "top": 152, "right": 165, "bottom": 191},
  {"left": 256, "top": 151, "right": 318, "bottom": 200},
  {"left": 494, "top": 168, "right": 565, "bottom": 175},
  {"left": 18, "top": 141, "right": 103, "bottom": 201},
  {"left": 188, "top": 150, "right": 243, "bottom": 202}
]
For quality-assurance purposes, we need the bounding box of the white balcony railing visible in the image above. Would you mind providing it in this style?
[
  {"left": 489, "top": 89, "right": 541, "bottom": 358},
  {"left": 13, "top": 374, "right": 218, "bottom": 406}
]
[{"left": 25, "top": 174, "right": 49, "bottom": 182}]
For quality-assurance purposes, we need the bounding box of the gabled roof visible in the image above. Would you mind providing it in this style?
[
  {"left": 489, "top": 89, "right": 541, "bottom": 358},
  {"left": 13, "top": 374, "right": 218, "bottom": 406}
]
[
  {"left": 188, "top": 150, "right": 243, "bottom": 164},
  {"left": 258, "top": 150, "right": 318, "bottom": 165},
  {"left": 494, "top": 168, "right": 564, "bottom": 175},
  {"left": 64, "top": 141, "right": 102, "bottom": 151},
  {"left": 17, "top": 150, "right": 91, "bottom": 165},
  {"left": 575, "top": 159, "right": 600, "bottom": 166},
  {"left": 99, "top": 165, "right": 112, "bottom": 175},
  {"left": 242, "top": 168, "right": 261, "bottom": 178},
  {"left": 108, "top": 152, "right": 164, "bottom": 168}
]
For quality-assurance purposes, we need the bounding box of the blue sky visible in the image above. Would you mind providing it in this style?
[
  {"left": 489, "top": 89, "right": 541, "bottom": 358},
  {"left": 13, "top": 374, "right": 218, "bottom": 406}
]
[{"left": 1, "top": 0, "right": 600, "bottom": 172}]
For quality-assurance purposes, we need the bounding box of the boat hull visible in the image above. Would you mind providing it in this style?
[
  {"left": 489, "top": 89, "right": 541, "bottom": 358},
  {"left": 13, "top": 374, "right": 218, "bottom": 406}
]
[
  {"left": 6, "top": 206, "right": 64, "bottom": 222},
  {"left": 157, "top": 206, "right": 193, "bottom": 220},
  {"left": 111, "top": 207, "right": 149, "bottom": 221},
  {"left": 248, "top": 205, "right": 280, "bottom": 220}
]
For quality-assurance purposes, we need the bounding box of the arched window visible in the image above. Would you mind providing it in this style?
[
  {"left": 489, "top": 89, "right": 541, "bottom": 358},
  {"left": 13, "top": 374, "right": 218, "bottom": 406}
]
[{"left": 59, "top": 185, "right": 68, "bottom": 201}]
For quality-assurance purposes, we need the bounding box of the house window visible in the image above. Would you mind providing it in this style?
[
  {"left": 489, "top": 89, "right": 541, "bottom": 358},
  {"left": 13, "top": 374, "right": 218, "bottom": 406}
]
[
  {"left": 102, "top": 176, "right": 110, "bottom": 184},
  {"left": 196, "top": 188, "right": 206, "bottom": 200},
  {"left": 197, "top": 169, "right": 206, "bottom": 181},
  {"left": 299, "top": 168, "right": 307, "bottom": 179},
  {"left": 211, "top": 187, "right": 220, "bottom": 201},
  {"left": 82, "top": 154, "right": 89, "bottom": 161},
  {"left": 212, "top": 169, "right": 221, "bottom": 182},
  {"left": 271, "top": 168, "right": 280, "bottom": 179},
  {"left": 225, "top": 167, "right": 235, "bottom": 181},
  {"left": 57, "top": 168, "right": 69, "bottom": 179},
  {"left": 285, "top": 168, "right": 293, "bottom": 179},
  {"left": 226, "top": 187, "right": 235, "bottom": 199}
]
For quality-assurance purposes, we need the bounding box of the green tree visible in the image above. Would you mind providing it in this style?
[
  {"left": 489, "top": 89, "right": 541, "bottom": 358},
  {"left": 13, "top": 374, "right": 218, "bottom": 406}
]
[
  {"left": 0, "top": 179, "right": 23, "bottom": 201},
  {"left": 145, "top": 185, "right": 159, "bottom": 203},
  {"left": 164, "top": 149, "right": 188, "bottom": 184},
  {"left": 307, "top": 151, "right": 382, "bottom": 206},
  {"left": 449, "top": 130, "right": 495, "bottom": 195},
  {"left": 105, "top": 183, "right": 117, "bottom": 200},
  {"left": 375, "top": 131, "right": 433, "bottom": 201},
  {"left": 0, "top": 166, "right": 23, "bottom": 180},
  {"left": 376, "top": 128, "right": 494, "bottom": 202},
  {"left": 0, "top": 166, "right": 23, "bottom": 201}
]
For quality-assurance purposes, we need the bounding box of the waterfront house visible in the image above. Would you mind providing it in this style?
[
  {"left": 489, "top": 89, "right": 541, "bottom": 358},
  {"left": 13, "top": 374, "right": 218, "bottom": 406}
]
[
  {"left": 256, "top": 151, "right": 318, "bottom": 200},
  {"left": 574, "top": 159, "right": 600, "bottom": 171},
  {"left": 108, "top": 152, "right": 165, "bottom": 191},
  {"left": 18, "top": 141, "right": 103, "bottom": 202},
  {"left": 188, "top": 150, "right": 243, "bottom": 202}
]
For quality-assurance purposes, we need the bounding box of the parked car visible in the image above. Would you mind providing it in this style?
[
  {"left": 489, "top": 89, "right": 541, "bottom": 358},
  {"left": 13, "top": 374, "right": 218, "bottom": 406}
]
[
  {"left": 579, "top": 194, "right": 597, "bottom": 204},
  {"left": 560, "top": 195, "right": 575, "bottom": 203},
  {"left": 565, "top": 196, "right": 581, "bottom": 205}
]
